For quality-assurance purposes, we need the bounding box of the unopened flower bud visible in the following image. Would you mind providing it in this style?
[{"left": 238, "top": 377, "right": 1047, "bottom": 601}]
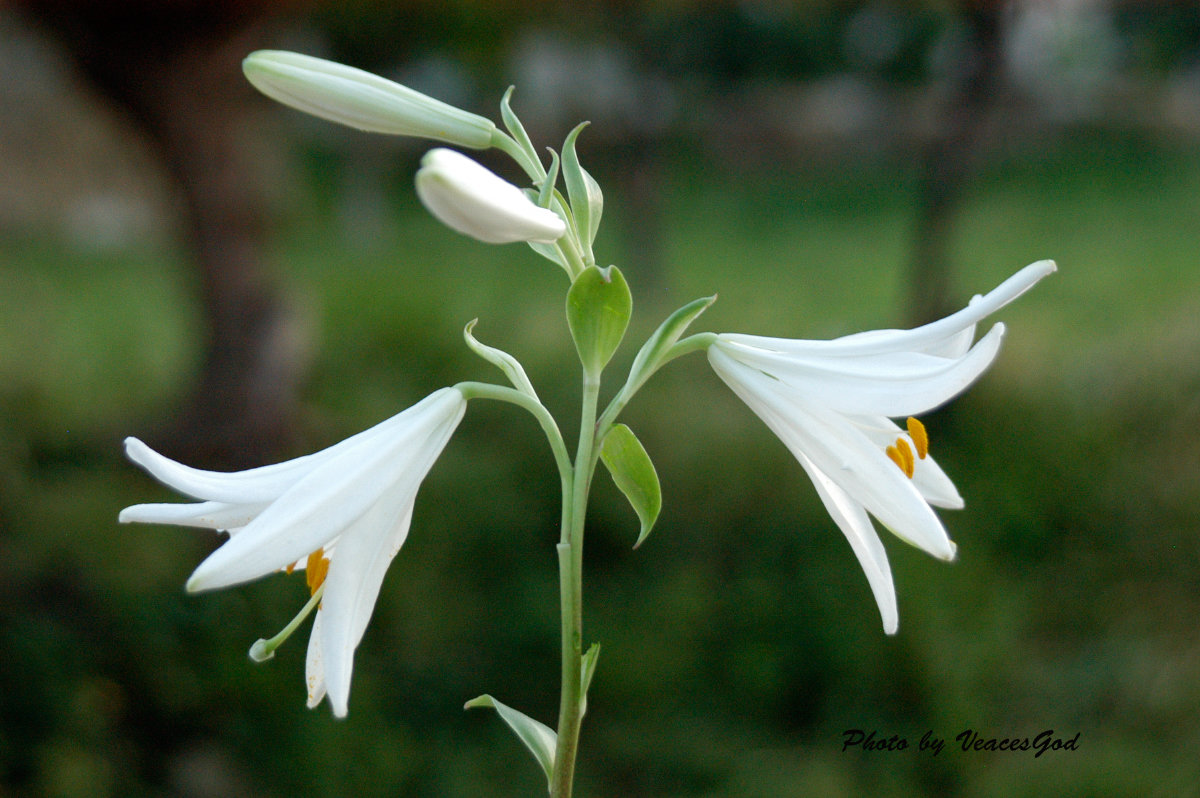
[
  {"left": 243, "top": 50, "right": 495, "bottom": 148},
  {"left": 415, "top": 148, "right": 566, "bottom": 244}
]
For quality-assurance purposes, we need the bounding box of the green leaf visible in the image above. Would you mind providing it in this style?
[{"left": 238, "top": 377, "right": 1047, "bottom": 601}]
[
  {"left": 465, "top": 694, "right": 557, "bottom": 790},
  {"left": 499, "top": 86, "right": 541, "bottom": 175},
  {"left": 463, "top": 319, "right": 539, "bottom": 400},
  {"left": 567, "top": 265, "right": 631, "bottom": 375},
  {"left": 580, "top": 643, "right": 601, "bottom": 717},
  {"left": 538, "top": 149, "right": 561, "bottom": 209},
  {"left": 624, "top": 295, "right": 716, "bottom": 395},
  {"left": 600, "top": 424, "right": 662, "bottom": 548},
  {"left": 562, "top": 123, "right": 603, "bottom": 253}
]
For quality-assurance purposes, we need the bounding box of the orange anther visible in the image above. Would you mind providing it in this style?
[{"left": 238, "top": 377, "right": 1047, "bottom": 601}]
[
  {"left": 305, "top": 549, "right": 330, "bottom": 596},
  {"left": 895, "top": 438, "right": 915, "bottom": 477},
  {"left": 906, "top": 417, "right": 929, "bottom": 459},
  {"left": 885, "top": 442, "right": 914, "bottom": 478}
]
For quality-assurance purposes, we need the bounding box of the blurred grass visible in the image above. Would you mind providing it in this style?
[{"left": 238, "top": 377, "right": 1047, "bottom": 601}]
[{"left": 2, "top": 127, "right": 1199, "bottom": 796}]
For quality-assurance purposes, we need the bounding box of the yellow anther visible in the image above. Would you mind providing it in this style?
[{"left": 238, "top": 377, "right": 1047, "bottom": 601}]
[
  {"left": 906, "top": 416, "right": 928, "bottom": 459},
  {"left": 305, "top": 549, "right": 331, "bottom": 596},
  {"left": 895, "top": 437, "right": 915, "bottom": 477},
  {"left": 885, "top": 442, "right": 914, "bottom": 478}
]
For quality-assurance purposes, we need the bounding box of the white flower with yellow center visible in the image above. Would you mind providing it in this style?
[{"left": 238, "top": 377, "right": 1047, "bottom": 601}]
[
  {"left": 707, "top": 260, "right": 1056, "bottom": 633},
  {"left": 119, "top": 387, "right": 467, "bottom": 716}
]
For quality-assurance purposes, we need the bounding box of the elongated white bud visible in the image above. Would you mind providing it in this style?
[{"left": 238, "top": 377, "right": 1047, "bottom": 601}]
[
  {"left": 415, "top": 148, "right": 566, "bottom": 244},
  {"left": 243, "top": 50, "right": 495, "bottom": 148}
]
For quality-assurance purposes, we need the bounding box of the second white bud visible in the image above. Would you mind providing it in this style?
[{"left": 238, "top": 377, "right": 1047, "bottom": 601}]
[{"left": 415, "top": 148, "right": 566, "bottom": 245}]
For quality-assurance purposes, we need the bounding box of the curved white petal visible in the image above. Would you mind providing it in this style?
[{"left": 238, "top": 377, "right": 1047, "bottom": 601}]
[
  {"left": 796, "top": 453, "right": 898, "bottom": 634},
  {"left": 305, "top": 609, "right": 328, "bottom": 709},
  {"left": 719, "top": 259, "right": 1055, "bottom": 359},
  {"left": 709, "top": 348, "right": 955, "bottom": 560},
  {"left": 320, "top": 499, "right": 415, "bottom": 717},
  {"left": 118, "top": 500, "right": 267, "bottom": 530},
  {"left": 122, "top": 396, "right": 456, "bottom": 505},
  {"left": 186, "top": 389, "right": 465, "bottom": 592},
  {"left": 715, "top": 323, "right": 1005, "bottom": 417}
]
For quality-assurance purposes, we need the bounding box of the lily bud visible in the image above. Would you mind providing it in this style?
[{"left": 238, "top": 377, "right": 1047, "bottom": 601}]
[
  {"left": 242, "top": 50, "right": 495, "bottom": 148},
  {"left": 415, "top": 148, "right": 566, "bottom": 244}
]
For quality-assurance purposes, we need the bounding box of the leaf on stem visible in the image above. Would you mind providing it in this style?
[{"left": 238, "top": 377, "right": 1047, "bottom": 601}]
[
  {"left": 567, "top": 265, "right": 632, "bottom": 376},
  {"left": 465, "top": 694, "right": 557, "bottom": 789},
  {"left": 562, "top": 123, "right": 603, "bottom": 253},
  {"left": 624, "top": 295, "right": 717, "bottom": 395},
  {"left": 580, "top": 643, "right": 601, "bottom": 717},
  {"left": 600, "top": 424, "right": 662, "bottom": 548},
  {"left": 463, "top": 320, "right": 539, "bottom": 400}
]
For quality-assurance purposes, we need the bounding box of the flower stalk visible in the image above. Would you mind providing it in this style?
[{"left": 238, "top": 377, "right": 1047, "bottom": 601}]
[{"left": 114, "top": 50, "right": 1059, "bottom": 797}]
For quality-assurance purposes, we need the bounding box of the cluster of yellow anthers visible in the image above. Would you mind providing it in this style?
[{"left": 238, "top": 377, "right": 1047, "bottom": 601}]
[
  {"left": 885, "top": 417, "right": 929, "bottom": 479},
  {"left": 286, "top": 550, "right": 332, "bottom": 596}
]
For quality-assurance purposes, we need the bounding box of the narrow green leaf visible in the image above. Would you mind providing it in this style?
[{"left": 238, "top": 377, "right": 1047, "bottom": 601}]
[
  {"left": 567, "top": 265, "right": 631, "bottom": 375},
  {"left": 463, "top": 319, "right": 539, "bottom": 400},
  {"left": 600, "top": 424, "right": 662, "bottom": 548},
  {"left": 465, "top": 694, "right": 557, "bottom": 790},
  {"left": 499, "top": 86, "right": 541, "bottom": 175},
  {"left": 625, "top": 295, "right": 717, "bottom": 395},
  {"left": 562, "top": 123, "right": 603, "bottom": 252},
  {"left": 538, "top": 149, "right": 561, "bottom": 209},
  {"left": 579, "top": 643, "right": 601, "bottom": 717}
]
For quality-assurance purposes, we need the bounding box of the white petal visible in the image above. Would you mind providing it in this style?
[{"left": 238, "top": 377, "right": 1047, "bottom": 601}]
[
  {"left": 186, "top": 389, "right": 465, "bottom": 592},
  {"left": 123, "top": 396, "right": 457, "bottom": 505},
  {"left": 118, "top": 500, "right": 267, "bottom": 530},
  {"left": 714, "top": 323, "right": 1005, "bottom": 417},
  {"left": 320, "top": 499, "right": 415, "bottom": 717},
  {"left": 709, "top": 349, "right": 955, "bottom": 560},
  {"left": 305, "top": 609, "right": 328, "bottom": 709},
  {"left": 123, "top": 437, "right": 324, "bottom": 505},
  {"left": 719, "top": 259, "right": 1055, "bottom": 359},
  {"left": 796, "top": 453, "right": 898, "bottom": 634}
]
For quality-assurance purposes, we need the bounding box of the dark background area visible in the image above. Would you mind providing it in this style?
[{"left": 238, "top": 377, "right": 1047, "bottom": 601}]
[{"left": 2, "top": 1, "right": 1199, "bottom": 795}]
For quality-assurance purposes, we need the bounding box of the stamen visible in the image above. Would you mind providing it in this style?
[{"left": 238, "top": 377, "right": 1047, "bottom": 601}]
[
  {"left": 305, "top": 549, "right": 331, "bottom": 596},
  {"left": 249, "top": 582, "right": 325, "bottom": 662},
  {"left": 896, "top": 438, "right": 915, "bottom": 477},
  {"left": 906, "top": 417, "right": 929, "bottom": 459},
  {"left": 885, "top": 443, "right": 914, "bottom": 478}
]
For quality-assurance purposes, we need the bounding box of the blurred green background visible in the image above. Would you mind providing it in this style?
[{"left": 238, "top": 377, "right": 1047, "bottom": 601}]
[{"left": 2, "top": 1, "right": 1199, "bottom": 796}]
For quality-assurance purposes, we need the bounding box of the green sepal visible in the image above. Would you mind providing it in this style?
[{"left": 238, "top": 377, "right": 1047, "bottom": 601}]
[
  {"left": 499, "top": 86, "right": 541, "bottom": 177},
  {"left": 465, "top": 694, "right": 557, "bottom": 790},
  {"left": 562, "top": 123, "right": 603, "bottom": 255},
  {"left": 463, "top": 319, "right": 539, "bottom": 400},
  {"left": 625, "top": 295, "right": 716, "bottom": 395},
  {"left": 538, "top": 149, "right": 561, "bottom": 209},
  {"left": 600, "top": 424, "right": 662, "bottom": 548},
  {"left": 525, "top": 189, "right": 574, "bottom": 274},
  {"left": 580, "top": 643, "right": 601, "bottom": 717},
  {"left": 567, "top": 265, "right": 631, "bottom": 375}
]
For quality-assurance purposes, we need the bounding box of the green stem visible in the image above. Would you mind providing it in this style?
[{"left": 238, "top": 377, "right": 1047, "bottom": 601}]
[
  {"left": 491, "top": 128, "right": 544, "bottom": 183},
  {"left": 595, "top": 331, "right": 718, "bottom": 440},
  {"left": 454, "top": 381, "right": 572, "bottom": 491},
  {"left": 551, "top": 370, "right": 601, "bottom": 798}
]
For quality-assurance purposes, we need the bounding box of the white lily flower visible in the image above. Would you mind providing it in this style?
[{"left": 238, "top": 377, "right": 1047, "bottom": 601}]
[
  {"left": 119, "top": 387, "right": 467, "bottom": 716},
  {"left": 415, "top": 148, "right": 566, "bottom": 244},
  {"left": 243, "top": 50, "right": 495, "bottom": 148},
  {"left": 707, "top": 260, "right": 1056, "bottom": 633}
]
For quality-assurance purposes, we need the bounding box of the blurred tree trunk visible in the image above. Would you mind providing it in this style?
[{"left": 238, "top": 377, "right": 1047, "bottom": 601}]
[
  {"left": 907, "top": 5, "right": 1003, "bottom": 326},
  {"left": 20, "top": 0, "right": 311, "bottom": 467}
]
